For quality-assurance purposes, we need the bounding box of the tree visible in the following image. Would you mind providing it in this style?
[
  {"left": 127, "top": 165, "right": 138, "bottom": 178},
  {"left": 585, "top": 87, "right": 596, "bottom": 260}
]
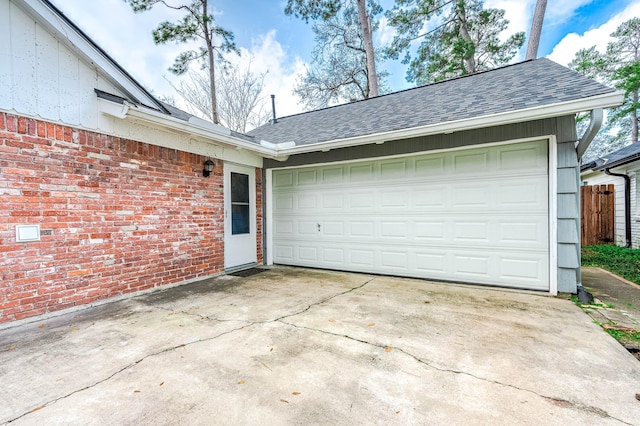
[
  {"left": 570, "top": 18, "right": 640, "bottom": 159},
  {"left": 285, "top": 0, "right": 381, "bottom": 98},
  {"left": 125, "top": 0, "right": 238, "bottom": 124},
  {"left": 169, "top": 61, "right": 270, "bottom": 132},
  {"left": 385, "top": 0, "right": 525, "bottom": 84},
  {"left": 525, "top": 0, "right": 547, "bottom": 60},
  {"left": 293, "top": 6, "right": 388, "bottom": 109}
]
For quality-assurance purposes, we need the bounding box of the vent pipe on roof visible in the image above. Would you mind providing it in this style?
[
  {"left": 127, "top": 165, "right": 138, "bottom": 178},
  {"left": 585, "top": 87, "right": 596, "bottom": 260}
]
[{"left": 271, "top": 94, "right": 277, "bottom": 124}]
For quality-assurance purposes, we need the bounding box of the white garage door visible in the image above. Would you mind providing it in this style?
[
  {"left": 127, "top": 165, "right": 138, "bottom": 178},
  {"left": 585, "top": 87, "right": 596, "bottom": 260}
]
[{"left": 271, "top": 140, "right": 550, "bottom": 290}]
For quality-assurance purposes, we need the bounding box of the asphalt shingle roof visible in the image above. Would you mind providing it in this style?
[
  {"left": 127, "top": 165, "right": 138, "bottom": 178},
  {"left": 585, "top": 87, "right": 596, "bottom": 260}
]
[
  {"left": 588, "top": 143, "right": 640, "bottom": 170},
  {"left": 248, "top": 58, "right": 615, "bottom": 146}
]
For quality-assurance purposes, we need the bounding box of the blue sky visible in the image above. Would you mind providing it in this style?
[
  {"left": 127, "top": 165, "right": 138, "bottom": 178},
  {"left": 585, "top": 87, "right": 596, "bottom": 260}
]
[{"left": 50, "top": 0, "right": 640, "bottom": 123}]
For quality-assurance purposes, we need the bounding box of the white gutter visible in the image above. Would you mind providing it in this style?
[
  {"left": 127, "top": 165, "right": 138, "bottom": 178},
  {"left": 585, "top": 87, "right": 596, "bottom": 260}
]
[
  {"left": 269, "top": 91, "right": 625, "bottom": 158},
  {"left": 99, "top": 99, "right": 277, "bottom": 158},
  {"left": 102, "top": 90, "right": 624, "bottom": 161}
]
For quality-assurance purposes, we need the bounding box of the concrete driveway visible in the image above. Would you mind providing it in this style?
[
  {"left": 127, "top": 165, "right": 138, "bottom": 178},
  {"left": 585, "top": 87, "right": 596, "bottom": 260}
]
[{"left": 1, "top": 267, "right": 639, "bottom": 425}]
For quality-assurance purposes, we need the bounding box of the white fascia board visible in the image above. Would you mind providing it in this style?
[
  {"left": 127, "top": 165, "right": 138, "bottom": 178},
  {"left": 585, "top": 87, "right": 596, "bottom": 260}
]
[
  {"left": 100, "top": 99, "right": 276, "bottom": 157},
  {"left": 272, "top": 91, "right": 625, "bottom": 158},
  {"left": 15, "top": 0, "right": 161, "bottom": 109}
]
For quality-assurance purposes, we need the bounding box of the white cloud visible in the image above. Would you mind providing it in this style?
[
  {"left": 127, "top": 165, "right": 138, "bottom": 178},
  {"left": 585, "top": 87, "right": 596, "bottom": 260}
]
[
  {"left": 543, "top": 0, "right": 594, "bottom": 25},
  {"left": 376, "top": 16, "right": 396, "bottom": 46},
  {"left": 51, "top": 0, "right": 307, "bottom": 122},
  {"left": 222, "top": 30, "right": 307, "bottom": 119},
  {"left": 485, "top": 0, "right": 534, "bottom": 36},
  {"left": 547, "top": 1, "right": 640, "bottom": 66}
]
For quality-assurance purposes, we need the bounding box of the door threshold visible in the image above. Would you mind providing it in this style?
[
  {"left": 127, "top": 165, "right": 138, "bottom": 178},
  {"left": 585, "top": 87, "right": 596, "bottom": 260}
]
[{"left": 225, "top": 263, "right": 259, "bottom": 274}]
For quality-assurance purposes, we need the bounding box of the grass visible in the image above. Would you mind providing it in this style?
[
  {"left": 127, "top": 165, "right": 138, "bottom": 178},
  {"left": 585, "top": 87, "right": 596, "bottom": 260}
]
[
  {"left": 603, "top": 327, "right": 640, "bottom": 347},
  {"left": 570, "top": 294, "right": 614, "bottom": 309},
  {"left": 581, "top": 245, "right": 640, "bottom": 285}
]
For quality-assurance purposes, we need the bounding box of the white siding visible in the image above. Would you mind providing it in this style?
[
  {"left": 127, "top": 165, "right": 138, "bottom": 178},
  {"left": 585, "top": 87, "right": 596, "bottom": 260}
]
[
  {"left": 1, "top": 1, "right": 127, "bottom": 125},
  {"left": 0, "top": 0, "right": 262, "bottom": 168}
]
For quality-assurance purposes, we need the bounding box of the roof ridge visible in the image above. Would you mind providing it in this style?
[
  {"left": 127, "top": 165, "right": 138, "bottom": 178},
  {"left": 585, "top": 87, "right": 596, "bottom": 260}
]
[{"left": 258, "top": 58, "right": 544, "bottom": 126}]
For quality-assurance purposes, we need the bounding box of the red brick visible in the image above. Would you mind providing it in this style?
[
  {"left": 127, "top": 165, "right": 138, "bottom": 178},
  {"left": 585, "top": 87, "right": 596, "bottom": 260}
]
[
  {"left": 1, "top": 114, "right": 230, "bottom": 324},
  {"left": 17, "top": 117, "right": 27, "bottom": 134}
]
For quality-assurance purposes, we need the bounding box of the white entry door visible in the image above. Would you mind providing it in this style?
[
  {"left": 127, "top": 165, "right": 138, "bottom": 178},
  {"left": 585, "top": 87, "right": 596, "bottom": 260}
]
[{"left": 224, "top": 163, "right": 257, "bottom": 269}]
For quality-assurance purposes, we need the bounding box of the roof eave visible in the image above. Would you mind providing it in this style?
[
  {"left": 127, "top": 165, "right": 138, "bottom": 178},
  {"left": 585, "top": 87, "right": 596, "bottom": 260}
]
[
  {"left": 99, "top": 98, "right": 277, "bottom": 157},
  {"left": 269, "top": 91, "right": 625, "bottom": 158},
  {"left": 593, "top": 153, "right": 640, "bottom": 171}
]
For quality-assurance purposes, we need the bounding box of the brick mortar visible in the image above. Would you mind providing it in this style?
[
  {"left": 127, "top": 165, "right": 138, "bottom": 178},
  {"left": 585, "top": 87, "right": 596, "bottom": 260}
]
[{"left": 0, "top": 112, "right": 262, "bottom": 323}]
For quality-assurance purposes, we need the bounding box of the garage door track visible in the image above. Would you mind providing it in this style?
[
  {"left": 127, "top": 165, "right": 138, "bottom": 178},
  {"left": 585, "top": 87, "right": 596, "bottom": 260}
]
[{"left": 1, "top": 267, "right": 639, "bottom": 425}]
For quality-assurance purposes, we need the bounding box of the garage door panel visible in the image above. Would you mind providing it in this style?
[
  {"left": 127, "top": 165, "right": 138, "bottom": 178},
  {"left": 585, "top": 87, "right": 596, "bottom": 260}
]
[
  {"left": 272, "top": 140, "right": 550, "bottom": 290},
  {"left": 298, "top": 246, "right": 318, "bottom": 262},
  {"left": 272, "top": 239, "right": 549, "bottom": 289},
  {"left": 350, "top": 249, "right": 375, "bottom": 266},
  {"left": 349, "top": 164, "right": 373, "bottom": 181},
  {"left": 275, "top": 194, "right": 294, "bottom": 211},
  {"left": 452, "top": 254, "right": 490, "bottom": 277},
  {"left": 349, "top": 221, "right": 375, "bottom": 238},
  {"left": 321, "top": 247, "right": 344, "bottom": 264},
  {"left": 380, "top": 159, "right": 408, "bottom": 177},
  {"left": 415, "top": 157, "right": 445, "bottom": 175},
  {"left": 297, "top": 194, "right": 317, "bottom": 209},
  {"left": 497, "top": 143, "right": 548, "bottom": 172},
  {"left": 414, "top": 188, "right": 447, "bottom": 207},
  {"left": 414, "top": 221, "right": 447, "bottom": 240},
  {"left": 297, "top": 170, "right": 317, "bottom": 185},
  {"left": 415, "top": 252, "right": 448, "bottom": 273},
  {"left": 322, "top": 167, "right": 343, "bottom": 183},
  {"left": 381, "top": 190, "right": 409, "bottom": 208},
  {"left": 451, "top": 185, "right": 491, "bottom": 208},
  {"left": 276, "top": 215, "right": 548, "bottom": 249},
  {"left": 453, "top": 222, "right": 489, "bottom": 242},
  {"left": 380, "top": 250, "right": 409, "bottom": 270},
  {"left": 499, "top": 257, "right": 547, "bottom": 283},
  {"left": 453, "top": 151, "right": 490, "bottom": 174},
  {"left": 350, "top": 192, "right": 374, "bottom": 208},
  {"left": 274, "top": 171, "right": 294, "bottom": 187},
  {"left": 322, "top": 193, "right": 343, "bottom": 209}
]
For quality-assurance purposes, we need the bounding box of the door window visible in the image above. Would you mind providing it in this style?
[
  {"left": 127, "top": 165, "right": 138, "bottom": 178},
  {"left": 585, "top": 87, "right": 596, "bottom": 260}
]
[{"left": 231, "top": 172, "right": 250, "bottom": 235}]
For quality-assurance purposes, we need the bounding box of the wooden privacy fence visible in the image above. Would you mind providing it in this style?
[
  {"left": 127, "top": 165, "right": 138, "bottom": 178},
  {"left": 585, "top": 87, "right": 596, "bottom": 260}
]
[{"left": 581, "top": 184, "right": 615, "bottom": 246}]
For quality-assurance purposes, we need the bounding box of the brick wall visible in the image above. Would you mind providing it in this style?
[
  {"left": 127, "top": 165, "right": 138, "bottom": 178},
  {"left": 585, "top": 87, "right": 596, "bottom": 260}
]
[{"left": 0, "top": 112, "right": 260, "bottom": 323}]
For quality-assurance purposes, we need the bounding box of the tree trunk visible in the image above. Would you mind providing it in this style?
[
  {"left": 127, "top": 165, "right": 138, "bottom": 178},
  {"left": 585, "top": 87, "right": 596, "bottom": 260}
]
[
  {"left": 202, "top": 0, "right": 219, "bottom": 123},
  {"left": 633, "top": 90, "right": 639, "bottom": 143},
  {"left": 525, "top": 0, "right": 547, "bottom": 60},
  {"left": 356, "top": 0, "right": 378, "bottom": 98},
  {"left": 456, "top": 4, "right": 476, "bottom": 74}
]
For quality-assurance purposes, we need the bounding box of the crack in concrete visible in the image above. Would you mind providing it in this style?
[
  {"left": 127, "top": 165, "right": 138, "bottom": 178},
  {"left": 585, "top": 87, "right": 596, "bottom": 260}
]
[
  {"left": 272, "top": 277, "right": 376, "bottom": 322},
  {"left": 5, "top": 277, "right": 376, "bottom": 424},
  {"left": 277, "top": 321, "right": 633, "bottom": 425},
  {"left": 3, "top": 323, "right": 256, "bottom": 424},
  {"left": 151, "top": 304, "right": 251, "bottom": 324}
]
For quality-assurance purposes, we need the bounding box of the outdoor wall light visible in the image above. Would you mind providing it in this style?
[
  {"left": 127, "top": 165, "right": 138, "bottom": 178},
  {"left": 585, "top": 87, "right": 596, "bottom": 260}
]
[{"left": 203, "top": 159, "right": 215, "bottom": 177}]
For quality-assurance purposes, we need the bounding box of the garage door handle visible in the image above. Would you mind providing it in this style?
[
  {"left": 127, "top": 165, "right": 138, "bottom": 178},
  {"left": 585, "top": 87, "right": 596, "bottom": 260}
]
[{"left": 317, "top": 223, "right": 321, "bottom": 232}]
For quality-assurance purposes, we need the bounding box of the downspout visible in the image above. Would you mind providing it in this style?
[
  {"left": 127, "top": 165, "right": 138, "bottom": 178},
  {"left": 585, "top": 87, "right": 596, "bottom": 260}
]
[
  {"left": 576, "top": 108, "right": 603, "bottom": 160},
  {"left": 604, "top": 169, "right": 632, "bottom": 248},
  {"left": 575, "top": 109, "right": 603, "bottom": 303}
]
